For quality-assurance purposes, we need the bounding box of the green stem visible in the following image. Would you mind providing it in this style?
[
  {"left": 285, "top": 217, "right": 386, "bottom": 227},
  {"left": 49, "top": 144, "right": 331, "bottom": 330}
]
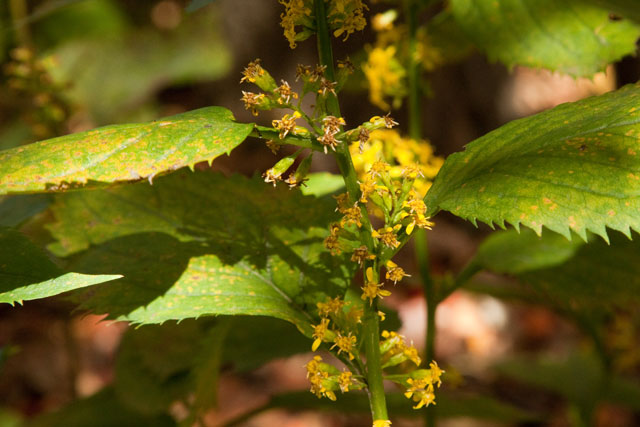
[
  {"left": 405, "top": 0, "right": 421, "bottom": 141},
  {"left": 362, "top": 293, "right": 389, "bottom": 421},
  {"left": 9, "top": 0, "right": 31, "bottom": 47},
  {"left": 313, "top": 0, "right": 375, "bottom": 250},
  {"left": 313, "top": 1, "right": 387, "bottom": 419},
  {"left": 251, "top": 126, "right": 318, "bottom": 150}
]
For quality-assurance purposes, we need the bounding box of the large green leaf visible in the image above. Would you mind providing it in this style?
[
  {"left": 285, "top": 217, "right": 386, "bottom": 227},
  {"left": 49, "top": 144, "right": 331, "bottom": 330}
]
[
  {"left": 450, "top": 0, "right": 640, "bottom": 76},
  {"left": 0, "top": 227, "right": 120, "bottom": 305},
  {"left": 472, "top": 229, "right": 640, "bottom": 314},
  {"left": 49, "top": 171, "right": 351, "bottom": 331},
  {"left": 425, "top": 84, "right": 640, "bottom": 241},
  {"left": 114, "top": 320, "right": 211, "bottom": 414},
  {"left": 113, "top": 316, "right": 310, "bottom": 416},
  {"left": 474, "top": 228, "right": 584, "bottom": 274},
  {"left": 496, "top": 352, "right": 640, "bottom": 412},
  {"left": 0, "top": 194, "right": 52, "bottom": 227},
  {"left": 586, "top": 0, "right": 640, "bottom": 23},
  {"left": 45, "top": 5, "right": 231, "bottom": 123},
  {"left": 0, "top": 107, "right": 253, "bottom": 195}
]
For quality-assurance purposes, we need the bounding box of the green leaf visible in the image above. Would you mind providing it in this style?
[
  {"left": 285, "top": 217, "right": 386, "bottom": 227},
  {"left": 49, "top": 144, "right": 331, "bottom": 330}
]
[
  {"left": 27, "top": 388, "right": 176, "bottom": 427},
  {"left": 423, "top": 10, "right": 474, "bottom": 67},
  {"left": 474, "top": 228, "right": 584, "bottom": 274},
  {"left": 0, "top": 194, "right": 52, "bottom": 227},
  {"left": 496, "top": 352, "right": 640, "bottom": 411},
  {"left": 114, "top": 320, "right": 209, "bottom": 414},
  {"left": 45, "top": 6, "right": 231, "bottom": 123},
  {"left": 517, "top": 231, "right": 640, "bottom": 309},
  {"left": 449, "top": 0, "right": 640, "bottom": 76},
  {"left": 223, "top": 316, "right": 311, "bottom": 372},
  {"left": 425, "top": 84, "right": 640, "bottom": 242},
  {"left": 0, "top": 227, "right": 120, "bottom": 305},
  {"left": 33, "top": 0, "right": 129, "bottom": 49},
  {"left": 300, "top": 172, "right": 345, "bottom": 197},
  {"left": 113, "top": 317, "right": 310, "bottom": 419},
  {"left": 50, "top": 171, "right": 351, "bottom": 331},
  {"left": 586, "top": 0, "right": 640, "bottom": 23},
  {"left": 0, "top": 408, "right": 21, "bottom": 427},
  {"left": 0, "top": 107, "right": 253, "bottom": 195},
  {"left": 472, "top": 229, "right": 640, "bottom": 315}
]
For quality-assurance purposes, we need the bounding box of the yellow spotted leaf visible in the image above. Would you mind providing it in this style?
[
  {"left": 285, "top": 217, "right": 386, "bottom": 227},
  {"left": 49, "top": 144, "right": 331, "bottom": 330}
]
[
  {"left": 0, "top": 107, "right": 253, "bottom": 195},
  {"left": 425, "top": 84, "right": 640, "bottom": 242}
]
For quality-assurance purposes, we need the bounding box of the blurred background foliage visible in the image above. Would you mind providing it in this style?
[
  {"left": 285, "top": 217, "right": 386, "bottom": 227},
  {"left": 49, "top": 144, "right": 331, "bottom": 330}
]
[{"left": 1, "top": 0, "right": 640, "bottom": 426}]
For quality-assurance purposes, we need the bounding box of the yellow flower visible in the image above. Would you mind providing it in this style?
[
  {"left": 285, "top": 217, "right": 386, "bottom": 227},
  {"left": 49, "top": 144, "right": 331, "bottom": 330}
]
[
  {"left": 317, "top": 297, "right": 347, "bottom": 317},
  {"left": 272, "top": 111, "right": 301, "bottom": 139},
  {"left": 373, "top": 420, "right": 392, "bottom": 427},
  {"left": 311, "top": 318, "right": 330, "bottom": 351},
  {"left": 363, "top": 45, "right": 406, "bottom": 110},
  {"left": 351, "top": 245, "right": 376, "bottom": 265},
  {"left": 332, "top": 332, "right": 357, "bottom": 360},
  {"left": 372, "top": 225, "right": 401, "bottom": 249},
  {"left": 324, "top": 234, "right": 342, "bottom": 255},
  {"left": 240, "top": 59, "right": 265, "bottom": 83},
  {"left": 338, "top": 370, "right": 354, "bottom": 392},
  {"left": 306, "top": 355, "right": 338, "bottom": 401},
  {"left": 340, "top": 204, "right": 362, "bottom": 228},
  {"left": 328, "top": 0, "right": 368, "bottom": 41},
  {"left": 430, "top": 361, "right": 444, "bottom": 387},
  {"left": 404, "top": 378, "right": 435, "bottom": 409},
  {"left": 274, "top": 80, "right": 299, "bottom": 104},
  {"left": 240, "top": 91, "right": 268, "bottom": 116},
  {"left": 349, "top": 129, "right": 443, "bottom": 199},
  {"left": 279, "top": 0, "right": 313, "bottom": 49},
  {"left": 385, "top": 260, "right": 410, "bottom": 284},
  {"left": 361, "top": 267, "right": 391, "bottom": 304}
]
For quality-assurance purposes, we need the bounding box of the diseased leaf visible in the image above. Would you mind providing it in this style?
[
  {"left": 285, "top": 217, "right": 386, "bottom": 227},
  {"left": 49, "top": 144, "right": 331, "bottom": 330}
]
[
  {"left": 450, "top": 0, "right": 640, "bottom": 76},
  {"left": 49, "top": 172, "right": 352, "bottom": 331},
  {"left": 0, "top": 107, "right": 253, "bottom": 195},
  {"left": 0, "top": 227, "right": 120, "bottom": 305},
  {"left": 425, "top": 84, "right": 640, "bottom": 241}
]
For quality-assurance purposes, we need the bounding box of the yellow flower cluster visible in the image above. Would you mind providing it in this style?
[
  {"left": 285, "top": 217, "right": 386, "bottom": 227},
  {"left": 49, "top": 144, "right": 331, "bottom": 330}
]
[
  {"left": 279, "top": 0, "right": 367, "bottom": 49},
  {"left": 403, "top": 362, "right": 444, "bottom": 409},
  {"left": 363, "top": 45, "right": 406, "bottom": 110},
  {"left": 328, "top": 0, "right": 368, "bottom": 40},
  {"left": 350, "top": 129, "right": 443, "bottom": 198},
  {"left": 306, "top": 297, "right": 365, "bottom": 400},
  {"left": 311, "top": 296, "right": 363, "bottom": 354},
  {"left": 279, "top": 0, "right": 313, "bottom": 49},
  {"left": 380, "top": 330, "right": 421, "bottom": 367},
  {"left": 361, "top": 267, "right": 391, "bottom": 305}
]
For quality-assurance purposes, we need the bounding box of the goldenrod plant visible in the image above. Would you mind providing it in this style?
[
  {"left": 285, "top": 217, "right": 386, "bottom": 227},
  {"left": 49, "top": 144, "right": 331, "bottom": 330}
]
[{"left": 1, "top": 0, "right": 640, "bottom": 426}]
